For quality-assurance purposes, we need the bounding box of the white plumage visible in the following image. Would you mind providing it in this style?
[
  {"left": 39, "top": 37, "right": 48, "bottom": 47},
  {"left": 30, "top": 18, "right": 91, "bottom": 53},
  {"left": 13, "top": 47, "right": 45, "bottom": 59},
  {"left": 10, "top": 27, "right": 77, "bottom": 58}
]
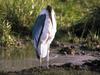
[{"left": 33, "top": 5, "right": 57, "bottom": 68}]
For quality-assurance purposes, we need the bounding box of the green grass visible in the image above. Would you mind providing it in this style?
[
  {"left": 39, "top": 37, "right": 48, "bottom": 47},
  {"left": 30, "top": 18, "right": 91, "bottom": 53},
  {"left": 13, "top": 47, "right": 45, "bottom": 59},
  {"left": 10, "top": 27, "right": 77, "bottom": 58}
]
[
  {"left": 0, "top": 40, "right": 35, "bottom": 60},
  {"left": 0, "top": 1, "right": 100, "bottom": 74},
  {"left": 0, "top": 0, "right": 100, "bottom": 61}
]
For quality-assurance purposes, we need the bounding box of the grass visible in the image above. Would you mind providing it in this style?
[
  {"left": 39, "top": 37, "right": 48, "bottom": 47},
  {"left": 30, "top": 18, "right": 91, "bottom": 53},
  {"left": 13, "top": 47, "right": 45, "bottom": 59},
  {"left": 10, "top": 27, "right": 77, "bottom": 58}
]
[
  {"left": 0, "top": 39, "right": 35, "bottom": 59},
  {"left": 0, "top": 68, "right": 100, "bottom": 75},
  {"left": 0, "top": 0, "right": 100, "bottom": 62},
  {"left": 0, "top": 0, "right": 100, "bottom": 74}
]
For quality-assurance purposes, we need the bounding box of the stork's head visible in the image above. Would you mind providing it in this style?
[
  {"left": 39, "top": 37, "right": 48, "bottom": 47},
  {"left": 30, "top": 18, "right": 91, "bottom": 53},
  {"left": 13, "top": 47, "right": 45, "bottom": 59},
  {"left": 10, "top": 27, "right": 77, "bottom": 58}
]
[{"left": 46, "top": 5, "right": 52, "bottom": 14}]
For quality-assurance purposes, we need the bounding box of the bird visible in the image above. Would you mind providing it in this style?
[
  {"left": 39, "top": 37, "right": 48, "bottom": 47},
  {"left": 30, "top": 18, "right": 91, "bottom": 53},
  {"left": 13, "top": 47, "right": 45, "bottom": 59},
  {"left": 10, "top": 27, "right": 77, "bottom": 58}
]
[{"left": 32, "top": 5, "right": 57, "bottom": 68}]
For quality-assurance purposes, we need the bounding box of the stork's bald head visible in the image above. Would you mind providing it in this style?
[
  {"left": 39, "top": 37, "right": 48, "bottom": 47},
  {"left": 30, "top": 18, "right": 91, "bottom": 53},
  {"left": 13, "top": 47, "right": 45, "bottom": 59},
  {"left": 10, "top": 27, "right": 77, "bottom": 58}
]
[{"left": 46, "top": 5, "right": 52, "bottom": 14}]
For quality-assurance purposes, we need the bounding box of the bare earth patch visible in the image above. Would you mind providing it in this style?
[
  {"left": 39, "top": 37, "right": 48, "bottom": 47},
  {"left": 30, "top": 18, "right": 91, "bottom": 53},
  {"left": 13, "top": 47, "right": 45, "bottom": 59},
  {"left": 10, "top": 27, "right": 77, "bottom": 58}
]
[{"left": 0, "top": 48, "right": 100, "bottom": 72}]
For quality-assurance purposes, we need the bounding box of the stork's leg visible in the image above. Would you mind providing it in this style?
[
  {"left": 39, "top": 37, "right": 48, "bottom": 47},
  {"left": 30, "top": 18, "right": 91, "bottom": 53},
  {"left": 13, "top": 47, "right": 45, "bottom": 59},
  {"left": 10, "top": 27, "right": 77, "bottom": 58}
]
[
  {"left": 46, "top": 50, "right": 50, "bottom": 69},
  {"left": 39, "top": 57, "right": 42, "bottom": 68}
]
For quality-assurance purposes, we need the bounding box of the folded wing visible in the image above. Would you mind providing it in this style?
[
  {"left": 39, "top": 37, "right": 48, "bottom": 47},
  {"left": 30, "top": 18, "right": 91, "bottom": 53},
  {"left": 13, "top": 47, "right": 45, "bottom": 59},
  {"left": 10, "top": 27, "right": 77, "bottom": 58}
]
[{"left": 32, "top": 14, "right": 46, "bottom": 49}]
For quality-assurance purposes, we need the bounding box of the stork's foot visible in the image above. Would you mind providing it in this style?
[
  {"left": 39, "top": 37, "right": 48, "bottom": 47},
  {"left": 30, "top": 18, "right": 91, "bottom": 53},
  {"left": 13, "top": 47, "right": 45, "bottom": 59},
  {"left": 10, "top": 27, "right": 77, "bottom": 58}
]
[{"left": 38, "top": 65, "right": 43, "bottom": 70}]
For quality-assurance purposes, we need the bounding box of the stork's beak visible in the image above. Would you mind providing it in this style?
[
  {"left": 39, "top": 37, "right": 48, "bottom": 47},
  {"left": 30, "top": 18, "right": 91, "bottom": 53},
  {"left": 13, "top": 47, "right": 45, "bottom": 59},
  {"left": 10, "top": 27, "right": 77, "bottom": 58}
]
[
  {"left": 49, "top": 12, "right": 53, "bottom": 24},
  {"left": 46, "top": 5, "right": 53, "bottom": 24}
]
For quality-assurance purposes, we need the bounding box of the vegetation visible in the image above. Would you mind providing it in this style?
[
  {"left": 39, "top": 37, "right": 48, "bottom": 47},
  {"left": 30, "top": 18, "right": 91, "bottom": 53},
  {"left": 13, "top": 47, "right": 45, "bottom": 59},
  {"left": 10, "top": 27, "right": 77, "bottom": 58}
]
[
  {"left": 0, "top": 0, "right": 100, "bottom": 60},
  {"left": 0, "top": 0, "right": 100, "bottom": 74}
]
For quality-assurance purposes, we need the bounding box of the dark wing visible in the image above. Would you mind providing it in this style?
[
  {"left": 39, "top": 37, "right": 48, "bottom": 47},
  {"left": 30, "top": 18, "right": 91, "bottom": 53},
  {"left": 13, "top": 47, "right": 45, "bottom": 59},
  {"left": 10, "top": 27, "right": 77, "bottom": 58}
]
[{"left": 32, "top": 14, "right": 46, "bottom": 48}]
